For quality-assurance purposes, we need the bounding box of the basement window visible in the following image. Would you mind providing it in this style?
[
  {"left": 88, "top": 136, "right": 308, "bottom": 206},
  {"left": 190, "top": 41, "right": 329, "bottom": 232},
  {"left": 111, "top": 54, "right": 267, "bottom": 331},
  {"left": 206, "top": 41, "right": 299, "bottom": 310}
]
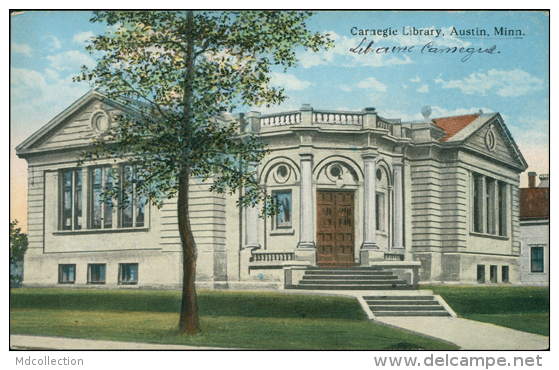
[
  {"left": 477, "top": 265, "right": 485, "bottom": 283},
  {"left": 119, "top": 263, "right": 139, "bottom": 285},
  {"left": 88, "top": 264, "right": 106, "bottom": 284},
  {"left": 58, "top": 264, "right": 76, "bottom": 284}
]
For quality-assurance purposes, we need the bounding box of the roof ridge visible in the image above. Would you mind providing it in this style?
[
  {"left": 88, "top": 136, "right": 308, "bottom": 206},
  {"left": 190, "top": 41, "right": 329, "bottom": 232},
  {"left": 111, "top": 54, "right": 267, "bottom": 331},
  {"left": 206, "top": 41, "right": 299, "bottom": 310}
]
[{"left": 432, "top": 112, "right": 481, "bottom": 121}]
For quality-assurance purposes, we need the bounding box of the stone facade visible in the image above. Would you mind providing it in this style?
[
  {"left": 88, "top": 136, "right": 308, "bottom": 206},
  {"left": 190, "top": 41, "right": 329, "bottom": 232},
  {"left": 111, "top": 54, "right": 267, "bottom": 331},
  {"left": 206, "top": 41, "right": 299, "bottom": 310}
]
[{"left": 16, "top": 91, "right": 528, "bottom": 289}]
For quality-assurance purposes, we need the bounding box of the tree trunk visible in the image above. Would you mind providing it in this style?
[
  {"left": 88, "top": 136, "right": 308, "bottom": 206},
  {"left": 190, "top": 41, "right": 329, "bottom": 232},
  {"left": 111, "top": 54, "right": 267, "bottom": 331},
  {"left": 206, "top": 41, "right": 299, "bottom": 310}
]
[
  {"left": 177, "top": 10, "right": 199, "bottom": 335},
  {"left": 177, "top": 168, "right": 200, "bottom": 334}
]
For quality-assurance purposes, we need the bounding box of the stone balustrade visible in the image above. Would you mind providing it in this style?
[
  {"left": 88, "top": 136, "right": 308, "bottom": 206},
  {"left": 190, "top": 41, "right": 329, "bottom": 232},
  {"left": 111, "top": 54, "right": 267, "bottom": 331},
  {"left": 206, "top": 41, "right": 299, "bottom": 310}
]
[
  {"left": 260, "top": 112, "right": 301, "bottom": 127},
  {"left": 251, "top": 106, "right": 398, "bottom": 136},
  {"left": 250, "top": 251, "right": 295, "bottom": 262},
  {"left": 312, "top": 111, "right": 363, "bottom": 125}
]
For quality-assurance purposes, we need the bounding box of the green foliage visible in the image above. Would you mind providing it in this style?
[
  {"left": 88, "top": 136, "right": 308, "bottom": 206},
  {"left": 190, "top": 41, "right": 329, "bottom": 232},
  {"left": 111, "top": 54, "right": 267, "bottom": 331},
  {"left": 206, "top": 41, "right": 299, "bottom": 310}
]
[
  {"left": 74, "top": 11, "right": 332, "bottom": 212},
  {"left": 10, "top": 220, "right": 28, "bottom": 286},
  {"left": 10, "top": 220, "right": 28, "bottom": 263}
]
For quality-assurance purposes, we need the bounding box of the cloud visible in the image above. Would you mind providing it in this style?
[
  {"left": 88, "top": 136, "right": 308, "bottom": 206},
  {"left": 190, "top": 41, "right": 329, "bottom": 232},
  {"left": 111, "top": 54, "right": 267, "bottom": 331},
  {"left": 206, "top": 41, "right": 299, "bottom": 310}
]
[
  {"left": 409, "top": 76, "right": 420, "bottom": 83},
  {"left": 435, "top": 69, "right": 545, "bottom": 97},
  {"left": 356, "top": 77, "right": 387, "bottom": 92},
  {"left": 46, "top": 50, "right": 96, "bottom": 71},
  {"left": 270, "top": 72, "right": 313, "bottom": 91},
  {"left": 417, "top": 84, "right": 429, "bottom": 93},
  {"left": 46, "top": 35, "right": 62, "bottom": 50},
  {"left": 10, "top": 67, "right": 90, "bottom": 133},
  {"left": 12, "top": 43, "right": 32, "bottom": 56},
  {"left": 73, "top": 31, "right": 95, "bottom": 44}
]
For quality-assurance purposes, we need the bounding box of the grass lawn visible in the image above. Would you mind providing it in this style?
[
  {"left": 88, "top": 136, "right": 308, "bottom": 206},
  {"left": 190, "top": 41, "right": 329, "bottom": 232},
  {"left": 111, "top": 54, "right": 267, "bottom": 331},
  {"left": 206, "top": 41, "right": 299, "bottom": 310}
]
[
  {"left": 422, "top": 285, "right": 549, "bottom": 336},
  {"left": 10, "top": 289, "right": 457, "bottom": 350}
]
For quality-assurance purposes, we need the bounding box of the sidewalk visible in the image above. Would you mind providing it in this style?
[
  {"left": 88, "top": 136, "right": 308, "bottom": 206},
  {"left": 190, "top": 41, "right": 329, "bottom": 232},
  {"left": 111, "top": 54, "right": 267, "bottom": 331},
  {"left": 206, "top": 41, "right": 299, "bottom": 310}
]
[
  {"left": 10, "top": 335, "right": 230, "bottom": 350},
  {"left": 374, "top": 316, "right": 549, "bottom": 350}
]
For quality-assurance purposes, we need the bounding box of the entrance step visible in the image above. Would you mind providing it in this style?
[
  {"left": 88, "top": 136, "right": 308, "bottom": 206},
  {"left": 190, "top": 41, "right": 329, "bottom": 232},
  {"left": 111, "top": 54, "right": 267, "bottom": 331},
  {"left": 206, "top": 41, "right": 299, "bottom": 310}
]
[
  {"left": 364, "top": 295, "right": 452, "bottom": 317},
  {"left": 286, "top": 267, "right": 413, "bottom": 290}
]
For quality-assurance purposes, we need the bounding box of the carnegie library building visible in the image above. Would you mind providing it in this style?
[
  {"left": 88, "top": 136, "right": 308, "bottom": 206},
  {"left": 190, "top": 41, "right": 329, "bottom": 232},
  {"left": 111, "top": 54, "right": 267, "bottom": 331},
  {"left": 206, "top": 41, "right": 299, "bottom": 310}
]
[{"left": 16, "top": 90, "right": 529, "bottom": 290}]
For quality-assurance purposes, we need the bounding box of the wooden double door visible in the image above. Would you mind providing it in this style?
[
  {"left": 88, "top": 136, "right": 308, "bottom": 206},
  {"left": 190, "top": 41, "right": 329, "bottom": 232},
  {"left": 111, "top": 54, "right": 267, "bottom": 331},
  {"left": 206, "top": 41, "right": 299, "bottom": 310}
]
[{"left": 316, "top": 190, "right": 355, "bottom": 267}]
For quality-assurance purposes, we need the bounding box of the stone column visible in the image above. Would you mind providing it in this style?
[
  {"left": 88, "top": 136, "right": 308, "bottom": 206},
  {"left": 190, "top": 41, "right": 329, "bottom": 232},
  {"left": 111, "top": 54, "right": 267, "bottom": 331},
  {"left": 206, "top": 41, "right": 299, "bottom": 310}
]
[
  {"left": 360, "top": 153, "right": 383, "bottom": 265},
  {"left": 294, "top": 153, "right": 316, "bottom": 263},
  {"left": 361, "top": 153, "right": 378, "bottom": 249},
  {"left": 244, "top": 164, "right": 260, "bottom": 250},
  {"left": 297, "top": 153, "right": 315, "bottom": 249},
  {"left": 393, "top": 162, "right": 404, "bottom": 250}
]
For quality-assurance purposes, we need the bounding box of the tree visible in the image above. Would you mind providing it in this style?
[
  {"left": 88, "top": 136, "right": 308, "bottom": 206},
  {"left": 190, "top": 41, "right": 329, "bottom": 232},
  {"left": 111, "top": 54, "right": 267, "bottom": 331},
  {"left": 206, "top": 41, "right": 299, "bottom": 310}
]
[
  {"left": 10, "top": 220, "right": 28, "bottom": 287},
  {"left": 75, "top": 10, "right": 332, "bottom": 334}
]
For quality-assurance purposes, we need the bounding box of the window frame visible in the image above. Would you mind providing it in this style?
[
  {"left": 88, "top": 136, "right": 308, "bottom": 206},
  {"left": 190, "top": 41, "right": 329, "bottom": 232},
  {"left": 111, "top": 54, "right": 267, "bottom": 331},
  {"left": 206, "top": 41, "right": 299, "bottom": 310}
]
[
  {"left": 60, "top": 169, "right": 83, "bottom": 231},
  {"left": 272, "top": 189, "right": 293, "bottom": 229},
  {"left": 90, "top": 167, "right": 115, "bottom": 230},
  {"left": 471, "top": 172, "right": 508, "bottom": 237},
  {"left": 120, "top": 164, "right": 146, "bottom": 229},
  {"left": 530, "top": 246, "right": 545, "bottom": 273},
  {"left": 490, "top": 265, "right": 498, "bottom": 283},
  {"left": 58, "top": 264, "right": 76, "bottom": 284},
  {"left": 87, "top": 263, "right": 106, "bottom": 284},
  {"left": 119, "top": 263, "right": 139, "bottom": 285},
  {"left": 58, "top": 164, "right": 148, "bottom": 232},
  {"left": 477, "top": 265, "right": 485, "bottom": 283},
  {"left": 375, "top": 192, "right": 386, "bottom": 232},
  {"left": 501, "top": 265, "right": 509, "bottom": 283}
]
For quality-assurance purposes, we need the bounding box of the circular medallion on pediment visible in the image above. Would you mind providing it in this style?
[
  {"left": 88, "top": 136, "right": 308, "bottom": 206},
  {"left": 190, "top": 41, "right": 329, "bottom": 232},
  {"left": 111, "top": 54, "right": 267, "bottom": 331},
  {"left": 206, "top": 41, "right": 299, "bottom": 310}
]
[
  {"left": 485, "top": 126, "right": 496, "bottom": 152},
  {"left": 91, "top": 110, "right": 111, "bottom": 135}
]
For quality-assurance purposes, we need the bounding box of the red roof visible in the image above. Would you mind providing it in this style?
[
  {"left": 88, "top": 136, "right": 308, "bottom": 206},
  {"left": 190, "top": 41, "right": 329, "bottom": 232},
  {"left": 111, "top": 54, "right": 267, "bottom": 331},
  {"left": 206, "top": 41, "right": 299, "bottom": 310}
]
[
  {"left": 432, "top": 114, "right": 480, "bottom": 142},
  {"left": 520, "top": 188, "right": 550, "bottom": 220}
]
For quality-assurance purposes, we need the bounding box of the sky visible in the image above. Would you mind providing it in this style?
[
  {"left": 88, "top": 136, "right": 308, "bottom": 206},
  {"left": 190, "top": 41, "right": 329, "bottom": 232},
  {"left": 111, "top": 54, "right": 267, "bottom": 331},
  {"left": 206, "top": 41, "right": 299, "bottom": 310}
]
[{"left": 9, "top": 10, "right": 550, "bottom": 231}]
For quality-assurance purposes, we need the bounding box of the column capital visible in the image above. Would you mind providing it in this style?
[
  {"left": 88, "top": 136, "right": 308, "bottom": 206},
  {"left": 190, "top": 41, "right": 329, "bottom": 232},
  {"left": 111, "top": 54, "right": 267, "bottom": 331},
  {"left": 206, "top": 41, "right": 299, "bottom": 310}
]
[
  {"left": 299, "top": 153, "right": 314, "bottom": 161},
  {"left": 361, "top": 152, "right": 378, "bottom": 161}
]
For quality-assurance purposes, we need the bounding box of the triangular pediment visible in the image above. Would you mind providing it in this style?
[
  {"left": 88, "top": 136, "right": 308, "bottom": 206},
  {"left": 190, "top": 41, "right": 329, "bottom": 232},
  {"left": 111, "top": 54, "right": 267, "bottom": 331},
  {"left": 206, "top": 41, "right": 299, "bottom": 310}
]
[
  {"left": 16, "top": 90, "right": 124, "bottom": 157},
  {"left": 450, "top": 114, "right": 528, "bottom": 171}
]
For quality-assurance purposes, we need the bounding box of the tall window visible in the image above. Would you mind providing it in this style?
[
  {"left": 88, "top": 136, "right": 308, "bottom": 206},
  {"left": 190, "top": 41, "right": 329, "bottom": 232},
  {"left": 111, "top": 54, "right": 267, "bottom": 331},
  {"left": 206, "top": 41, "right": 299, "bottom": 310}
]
[
  {"left": 472, "top": 173, "right": 507, "bottom": 236},
  {"left": 473, "top": 174, "right": 483, "bottom": 232},
  {"left": 273, "top": 190, "right": 292, "bottom": 228},
  {"left": 121, "top": 164, "right": 145, "bottom": 228},
  {"left": 498, "top": 183, "right": 507, "bottom": 236},
  {"left": 531, "top": 247, "right": 544, "bottom": 273},
  {"left": 91, "top": 167, "right": 114, "bottom": 229},
  {"left": 376, "top": 193, "right": 385, "bottom": 231},
  {"left": 61, "top": 169, "right": 82, "bottom": 230}
]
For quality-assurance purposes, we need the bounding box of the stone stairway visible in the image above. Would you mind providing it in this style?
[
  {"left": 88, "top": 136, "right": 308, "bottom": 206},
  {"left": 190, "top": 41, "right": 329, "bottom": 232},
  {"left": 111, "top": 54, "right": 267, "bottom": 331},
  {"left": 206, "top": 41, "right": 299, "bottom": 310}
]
[
  {"left": 364, "top": 295, "right": 452, "bottom": 317},
  {"left": 286, "top": 267, "right": 412, "bottom": 290}
]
